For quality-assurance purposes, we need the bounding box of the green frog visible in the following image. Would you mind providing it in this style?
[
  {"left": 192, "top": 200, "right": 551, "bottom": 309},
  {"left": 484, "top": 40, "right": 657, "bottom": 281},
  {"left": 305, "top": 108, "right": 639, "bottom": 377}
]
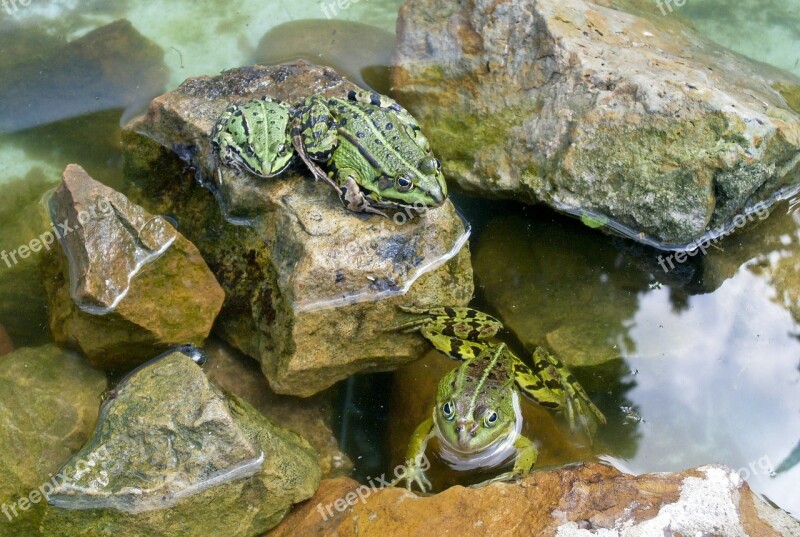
[
  {"left": 211, "top": 96, "right": 294, "bottom": 178},
  {"left": 211, "top": 89, "right": 448, "bottom": 216},
  {"left": 389, "top": 306, "right": 606, "bottom": 492}
]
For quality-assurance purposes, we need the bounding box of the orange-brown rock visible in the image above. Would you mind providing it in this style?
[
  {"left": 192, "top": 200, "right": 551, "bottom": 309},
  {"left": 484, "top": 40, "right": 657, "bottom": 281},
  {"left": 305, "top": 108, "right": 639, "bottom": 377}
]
[{"left": 268, "top": 463, "right": 800, "bottom": 536}]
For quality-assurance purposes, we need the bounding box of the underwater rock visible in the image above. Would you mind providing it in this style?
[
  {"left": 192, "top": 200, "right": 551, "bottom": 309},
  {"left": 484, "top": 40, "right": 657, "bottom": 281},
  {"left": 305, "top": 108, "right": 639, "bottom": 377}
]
[
  {"left": 0, "top": 324, "right": 11, "bottom": 357},
  {"left": 123, "top": 61, "right": 473, "bottom": 396},
  {"left": 0, "top": 19, "right": 166, "bottom": 133},
  {"left": 0, "top": 345, "right": 107, "bottom": 536},
  {"left": 203, "top": 339, "right": 353, "bottom": 478},
  {"left": 393, "top": 0, "right": 800, "bottom": 247},
  {"left": 253, "top": 19, "right": 395, "bottom": 94},
  {"left": 42, "top": 164, "right": 224, "bottom": 370},
  {"left": 473, "top": 214, "right": 649, "bottom": 366},
  {"left": 41, "top": 350, "right": 321, "bottom": 537},
  {"left": 268, "top": 463, "right": 800, "bottom": 536}
]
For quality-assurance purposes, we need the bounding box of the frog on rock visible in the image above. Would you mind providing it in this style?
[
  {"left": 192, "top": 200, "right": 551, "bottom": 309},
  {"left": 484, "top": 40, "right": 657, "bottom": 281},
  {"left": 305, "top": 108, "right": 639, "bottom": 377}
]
[
  {"left": 210, "top": 89, "right": 448, "bottom": 216},
  {"left": 388, "top": 306, "right": 606, "bottom": 492}
]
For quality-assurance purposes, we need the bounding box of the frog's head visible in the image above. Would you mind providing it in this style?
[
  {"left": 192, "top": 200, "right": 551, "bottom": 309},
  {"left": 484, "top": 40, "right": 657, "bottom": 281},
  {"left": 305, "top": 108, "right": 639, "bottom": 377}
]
[{"left": 433, "top": 366, "right": 518, "bottom": 455}]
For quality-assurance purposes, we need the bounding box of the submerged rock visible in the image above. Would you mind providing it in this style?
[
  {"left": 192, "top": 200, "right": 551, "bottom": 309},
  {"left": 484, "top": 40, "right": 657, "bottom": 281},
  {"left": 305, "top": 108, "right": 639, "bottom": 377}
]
[
  {"left": 123, "top": 61, "right": 473, "bottom": 396},
  {"left": 0, "top": 345, "right": 107, "bottom": 536},
  {"left": 268, "top": 463, "right": 800, "bottom": 536},
  {"left": 42, "top": 164, "right": 224, "bottom": 370},
  {"left": 253, "top": 19, "right": 395, "bottom": 94},
  {"left": 0, "top": 324, "right": 11, "bottom": 357},
  {"left": 203, "top": 339, "right": 353, "bottom": 478},
  {"left": 41, "top": 350, "right": 321, "bottom": 537},
  {"left": 393, "top": 0, "right": 800, "bottom": 247},
  {"left": 0, "top": 19, "right": 166, "bottom": 133},
  {"left": 473, "top": 213, "right": 650, "bottom": 366}
]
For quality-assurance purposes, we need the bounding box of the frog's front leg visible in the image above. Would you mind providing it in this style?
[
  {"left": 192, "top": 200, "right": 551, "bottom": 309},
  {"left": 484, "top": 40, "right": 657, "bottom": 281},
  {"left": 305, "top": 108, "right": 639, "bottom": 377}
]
[
  {"left": 470, "top": 435, "right": 539, "bottom": 489},
  {"left": 392, "top": 417, "right": 435, "bottom": 492},
  {"left": 387, "top": 306, "right": 504, "bottom": 361},
  {"left": 339, "top": 173, "right": 389, "bottom": 217}
]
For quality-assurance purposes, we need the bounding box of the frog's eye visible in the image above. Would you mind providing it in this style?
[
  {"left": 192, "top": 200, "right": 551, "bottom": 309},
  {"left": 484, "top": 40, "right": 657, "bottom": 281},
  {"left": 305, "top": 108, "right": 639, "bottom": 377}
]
[
  {"left": 396, "top": 176, "right": 414, "bottom": 192},
  {"left": 442, "top": 402, "right": 456, "bottom": 421},
  {"left": 484, "top": 411, "right": 498, "bottom": 427},
  {"left": 276, "top": 144, "right": 287, "bottom": 156}
]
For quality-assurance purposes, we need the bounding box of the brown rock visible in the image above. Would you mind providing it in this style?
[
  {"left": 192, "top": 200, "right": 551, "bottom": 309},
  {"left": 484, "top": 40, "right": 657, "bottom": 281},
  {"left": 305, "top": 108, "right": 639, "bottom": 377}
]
[
  {"left": 268, "top": 463, "right": 800, "bottom": 536},
  {"left": 42, "top": 164, "right": 225, "bottom": 370},
  {"left": 123, "top": 61, "right": 473, "bottom": 396},
  {"left": 0, "top": 324, "right": 11, "bottom": 356}
]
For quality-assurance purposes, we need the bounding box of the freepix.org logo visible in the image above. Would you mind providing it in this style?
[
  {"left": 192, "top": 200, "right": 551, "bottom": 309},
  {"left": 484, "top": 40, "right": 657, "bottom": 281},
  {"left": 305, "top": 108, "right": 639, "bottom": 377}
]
[{"left": 2, "top": 0, "right": 32, "bottom": 16}]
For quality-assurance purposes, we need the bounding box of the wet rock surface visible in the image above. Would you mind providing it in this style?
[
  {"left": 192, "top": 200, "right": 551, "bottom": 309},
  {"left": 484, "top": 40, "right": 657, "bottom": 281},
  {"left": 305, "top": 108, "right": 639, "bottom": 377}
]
[
  {"left": 268, "top": 463, "right": 800, "bottom": 537},
  {"left": 202, "top": 339, "right": 353, "bottom": 478},
  {"left": 41, "top": 350, "right": 321, "bottom": 537},
  {"left": 393, "top": 0, "right": 800, "bottom": 247},
  {"left": 0, "top": 19, "right": 166, "bottom": 133},
  {"left": 42, "top": 164, "right": 225, "bottom": 370},
  {"left": 0, "top": 345, "right": 107, "bottom": 536},
  {"left": 123, "top": 61, "right": 474, "bottom": 396}
]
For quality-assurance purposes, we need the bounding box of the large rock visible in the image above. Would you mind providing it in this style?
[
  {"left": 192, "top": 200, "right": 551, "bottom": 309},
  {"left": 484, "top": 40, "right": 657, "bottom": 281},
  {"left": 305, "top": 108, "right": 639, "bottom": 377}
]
[
  {"left": 0, "top": 19, "right": 166, "bottom": 133},
  {"left": 42, "top": 164, "right": 225, "bottom": 370},
  {"left": 0, "top": 345, "right": 107, "bottom": 537},
  {"left": 203, "top": 339, "right": 353, "bottom": 478},
  {"left": 268, "top": 463, "right": 800, "bottom": 536},
  {"left": 392, "top": 0, "right": 800, "bottom": 247},
  {"left": 123, "top": 61, "right": 474, "bottom": 396},
  {"left": 41, "top": 350, "right": 321, "bottom": 537}
]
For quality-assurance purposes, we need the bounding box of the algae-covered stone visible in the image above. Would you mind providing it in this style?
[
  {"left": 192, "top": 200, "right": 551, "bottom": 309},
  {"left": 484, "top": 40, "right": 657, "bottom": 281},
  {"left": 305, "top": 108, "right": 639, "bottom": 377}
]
[
  {"left": 42, "top": 164, "right": 225, "bottom": 370},
  {"left": 393, "top": 0, "right": 800, "bottom": 247},
  {"left": 203, "top": 339, "right": 353, "bottom": 478},
  {"left": 41, "top": 350, "right": 321, "bottom": 537},
  {"left": 0, "top": 345, "right": 106, "bottom": 537},
  {"left": 123, "top": 61, "right": 474, "bottom": 396}
]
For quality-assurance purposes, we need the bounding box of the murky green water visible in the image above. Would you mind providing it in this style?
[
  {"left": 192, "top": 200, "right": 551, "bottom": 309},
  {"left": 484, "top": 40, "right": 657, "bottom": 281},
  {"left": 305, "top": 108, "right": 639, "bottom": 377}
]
[{"left": 0, "top": 0, "right": 798, "bottom": 523}]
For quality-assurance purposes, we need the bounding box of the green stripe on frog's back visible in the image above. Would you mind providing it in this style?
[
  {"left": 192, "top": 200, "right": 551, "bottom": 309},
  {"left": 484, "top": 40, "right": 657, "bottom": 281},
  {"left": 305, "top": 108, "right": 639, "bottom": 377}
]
[
  {"left": 331, "top": 98, "right": 425, "bottom": 180},
  {"left": 456, "top": 344, "right": 513, "bottom": 420}
]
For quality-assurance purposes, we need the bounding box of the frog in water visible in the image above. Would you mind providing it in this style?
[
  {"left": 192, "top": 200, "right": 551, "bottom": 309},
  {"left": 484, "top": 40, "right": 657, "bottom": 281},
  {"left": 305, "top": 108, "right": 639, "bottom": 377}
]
[
  {"left": 210, "top": 89, "right": 447, "bottom": 216},
  {"left": 389, "top": 306, "right": 606, "bottom": 492}
]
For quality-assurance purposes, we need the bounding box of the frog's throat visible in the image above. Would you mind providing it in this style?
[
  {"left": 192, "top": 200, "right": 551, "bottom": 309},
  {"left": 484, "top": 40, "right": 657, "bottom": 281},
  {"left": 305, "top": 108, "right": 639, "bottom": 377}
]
[{"left": 436, "top": 391, "right": 523, "bottom": 471}]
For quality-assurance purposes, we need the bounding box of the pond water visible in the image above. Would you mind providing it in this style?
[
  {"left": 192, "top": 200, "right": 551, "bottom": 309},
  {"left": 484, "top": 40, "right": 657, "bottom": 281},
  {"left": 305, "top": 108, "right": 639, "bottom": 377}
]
[{"left": 0, "top": 0, "right": 799, "bottom": 527}]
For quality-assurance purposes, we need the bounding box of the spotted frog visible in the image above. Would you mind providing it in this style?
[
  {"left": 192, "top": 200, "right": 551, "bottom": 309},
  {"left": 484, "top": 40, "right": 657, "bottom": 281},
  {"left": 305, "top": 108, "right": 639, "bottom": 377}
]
[
  {"left": 210, "top": 89, "right": 448, "bottom": 216},
  {"left": 389, "top": 306, "right": 606, "bottom": 492}
]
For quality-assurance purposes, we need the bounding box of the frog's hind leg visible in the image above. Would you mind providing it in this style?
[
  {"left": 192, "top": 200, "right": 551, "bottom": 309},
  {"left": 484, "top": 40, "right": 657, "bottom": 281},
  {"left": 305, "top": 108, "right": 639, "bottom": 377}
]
[
  {"left": 514, "top": 347, "right": 606, "bottom": 435},
  {"left": 292, "top": 96, "right": 338, "bottom": 162}
]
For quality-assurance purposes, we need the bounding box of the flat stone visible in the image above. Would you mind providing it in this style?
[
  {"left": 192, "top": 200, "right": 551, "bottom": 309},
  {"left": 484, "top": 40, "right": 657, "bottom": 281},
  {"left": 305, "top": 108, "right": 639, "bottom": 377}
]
[
  {"left": 42, "top": 164, "right": 225, "bottom": 370},
  {"left": 0, "top": 345, "right": 107, "bottom": 535},
  {"left": 393, "top": 0, "right": 800, "bottom": 247},
  {"left": 42, "top": 350, "right": 321, "bottom": 537},
  {"left": 123, "top": 61, "right": 474, "bottom": 396},
  {"left": 268, "top": 463, "right": 800, "bottom": 536}
]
